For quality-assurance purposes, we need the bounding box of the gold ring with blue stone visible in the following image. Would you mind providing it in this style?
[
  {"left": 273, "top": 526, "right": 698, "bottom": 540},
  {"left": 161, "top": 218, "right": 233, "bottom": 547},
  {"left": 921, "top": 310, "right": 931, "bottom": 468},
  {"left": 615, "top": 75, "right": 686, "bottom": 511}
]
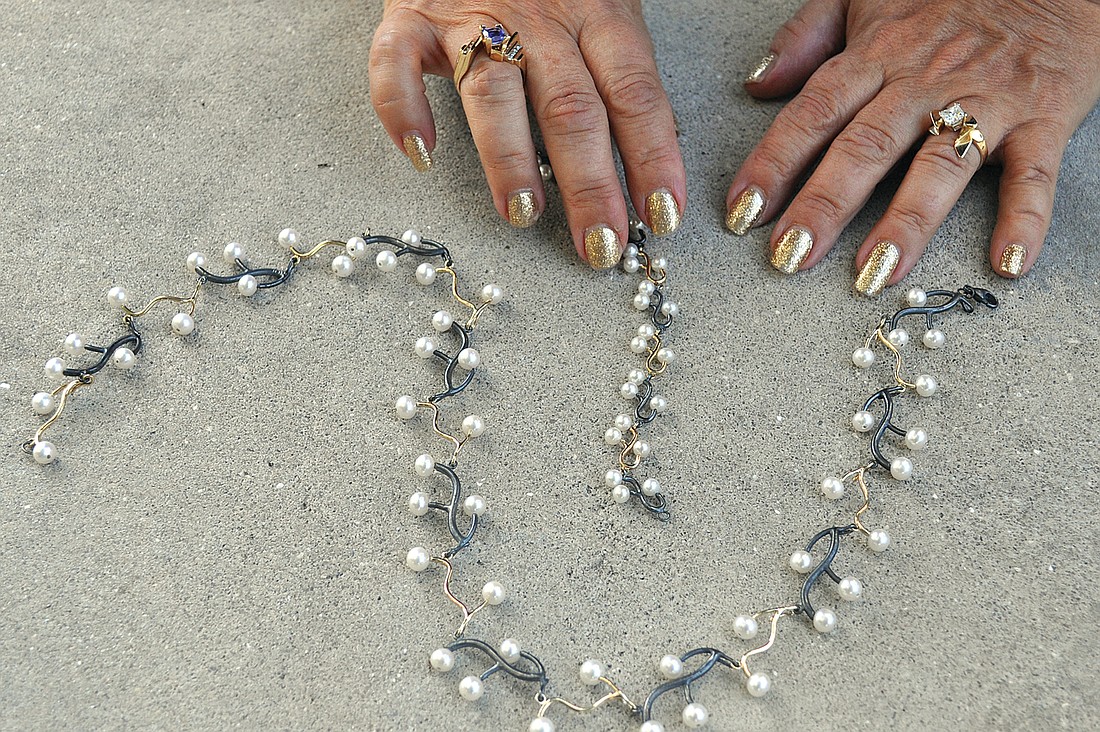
[{"left": 453, "top": 24, "right": 526, "bottom": 92}]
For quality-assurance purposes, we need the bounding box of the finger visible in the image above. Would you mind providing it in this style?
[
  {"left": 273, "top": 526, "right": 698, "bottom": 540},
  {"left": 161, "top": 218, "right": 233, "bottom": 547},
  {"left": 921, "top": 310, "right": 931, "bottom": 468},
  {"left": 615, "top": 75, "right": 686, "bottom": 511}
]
[
  {"left": 853, "top": 106, "right": 1000, "bottom": 296},
  {"left": 989, "top": 126, "right": 1064, "bottom": 278},
  {"left": 369, "top": 18, "right": 436, "bottom": 173},
  {"left": 766, "top": 89, "right": 920, "bottom": 274},
  {"left": 726, "top": 54, "right": 882, "bottom": 235},
  {"left": 581, "top": 17, "right": 685, "bottom": 237},
  {"left": 527, "top": 36, "right": 628, "bottom": 268},
  {"left": 456, "top": 45, "right": 544, "bottom": 229},
  {"left": 744, "top": 0, "right": 847, "bottom": 97}
]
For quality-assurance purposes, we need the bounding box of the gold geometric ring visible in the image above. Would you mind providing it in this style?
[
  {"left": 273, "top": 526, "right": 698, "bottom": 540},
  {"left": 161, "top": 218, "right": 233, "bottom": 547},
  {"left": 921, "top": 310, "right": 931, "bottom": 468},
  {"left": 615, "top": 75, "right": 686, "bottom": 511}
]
[
  {"left": 453, "top": 24, "right": 527, "bottom": 92},
  {"left": 928, "top": 102, "right": 988, "bottom": 166}
]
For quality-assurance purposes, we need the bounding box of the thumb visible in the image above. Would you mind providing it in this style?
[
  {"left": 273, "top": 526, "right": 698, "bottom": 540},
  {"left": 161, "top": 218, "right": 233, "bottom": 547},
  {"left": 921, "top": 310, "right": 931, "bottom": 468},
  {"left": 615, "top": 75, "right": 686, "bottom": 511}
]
[{"left": 745, "top": 0, "right": 847, "bottom": 98}]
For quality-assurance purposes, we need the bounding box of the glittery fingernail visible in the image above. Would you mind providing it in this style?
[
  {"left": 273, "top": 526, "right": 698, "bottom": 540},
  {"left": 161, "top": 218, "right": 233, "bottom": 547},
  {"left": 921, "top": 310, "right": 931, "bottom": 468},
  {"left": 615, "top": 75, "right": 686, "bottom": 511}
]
[
  {"left": 645, "top": 189, "right": 681, "bottom": 237},
  {"left": 584, "top": 225, "right": 621, "bottom": 270},
  {"left": 507, "top": 189, "right": 539, "bottom": 228},
  {"left": 746, "top": 53, "right": 776, "bottom": 84},
  {"left": 726, "top": 187, "right": 766, "bottom": 235},
  {"left": 770, "top": 226, "right": 813, "bottom": 274},
  {"left": 402, "top": 133, "right": 432, "bottom": 173},
  {"left": 855, "top": 241, "right": 901, "bottom": 297},
  {"left": 1000, "top": 244, "right": 1027, "bottom": 277}
]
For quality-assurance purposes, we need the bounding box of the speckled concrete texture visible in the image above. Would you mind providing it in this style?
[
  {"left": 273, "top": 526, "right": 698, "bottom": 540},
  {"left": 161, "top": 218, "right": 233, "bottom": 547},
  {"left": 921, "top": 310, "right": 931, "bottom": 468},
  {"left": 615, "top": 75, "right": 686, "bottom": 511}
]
[{"left": 2, "top": 1, "right": 1098, "bottom": 730}]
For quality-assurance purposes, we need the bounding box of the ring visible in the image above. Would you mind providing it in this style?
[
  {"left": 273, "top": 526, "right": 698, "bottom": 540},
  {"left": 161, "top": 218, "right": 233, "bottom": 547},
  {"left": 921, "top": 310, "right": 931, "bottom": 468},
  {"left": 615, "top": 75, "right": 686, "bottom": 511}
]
[
  {"left": 928, "top": 102, "right": 988, "bottom": 166},
  {"left": 453, "top": 24, "right": 527, "bottom": 91}
]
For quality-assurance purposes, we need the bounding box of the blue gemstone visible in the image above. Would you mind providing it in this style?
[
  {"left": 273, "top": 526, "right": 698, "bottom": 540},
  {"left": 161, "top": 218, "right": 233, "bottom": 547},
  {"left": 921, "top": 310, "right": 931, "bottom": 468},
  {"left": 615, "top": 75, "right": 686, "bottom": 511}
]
[{"left": 484, "top": 25, "right": 507, "bottom": 45}]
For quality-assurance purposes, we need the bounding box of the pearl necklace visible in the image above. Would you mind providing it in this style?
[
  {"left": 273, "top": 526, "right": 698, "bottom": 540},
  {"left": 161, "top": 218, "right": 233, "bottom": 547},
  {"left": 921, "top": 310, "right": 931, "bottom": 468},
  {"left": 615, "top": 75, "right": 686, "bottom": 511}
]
[{"left": 23, "top": 226, "right": 999, "bottom": 731}]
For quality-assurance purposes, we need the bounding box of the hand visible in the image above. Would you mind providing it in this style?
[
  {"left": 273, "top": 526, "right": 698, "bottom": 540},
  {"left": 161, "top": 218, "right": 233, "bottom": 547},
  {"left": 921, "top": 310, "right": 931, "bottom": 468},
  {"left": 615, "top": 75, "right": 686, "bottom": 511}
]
[
  {"left": 368, "top": 0, "right": 686, "bottom": 268},
  {"left": 725, "top": 0, "right": 1100, "bottom": 294}
]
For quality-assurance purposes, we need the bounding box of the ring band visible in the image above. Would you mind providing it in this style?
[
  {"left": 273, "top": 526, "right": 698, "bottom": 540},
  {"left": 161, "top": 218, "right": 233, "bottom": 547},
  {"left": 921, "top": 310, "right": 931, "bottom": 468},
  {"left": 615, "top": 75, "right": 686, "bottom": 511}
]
[
  {"left": 453, "top": 24, "right": 527, "bottom": 91},
  {"left": 928, "top": 102, "right": 987, "bottom": 166}
]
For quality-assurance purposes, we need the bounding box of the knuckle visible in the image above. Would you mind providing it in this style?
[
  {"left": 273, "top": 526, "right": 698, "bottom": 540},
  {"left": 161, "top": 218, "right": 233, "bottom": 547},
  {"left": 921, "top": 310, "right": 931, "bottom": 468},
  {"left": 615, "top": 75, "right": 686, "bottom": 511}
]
[
  {"left": 1013, "top": 160, "right": 1058, "bottom": 192},
  {"left": 914, "top": 143, "right": 972, "bottom": 186},
  {"left": 538, "top": 85, "right": 606, "bottom": 134},
  {"left": 785, "top": 85, "right": 845, "bottom": 137},
  {"left": 482, "top": 145, "right": 530, "bottom": 176},
  {"left": 750, "top": 142, "right": 800, "bottom": 185},
  {"left": 603, "top": 70, "right": 665, "bottom": 121},
  {"left": 562, "top": 177, "right": 623, "bottom": 206},
  {"left": 462, "top": 61, "right": 518, "bottom": 104},
  {"left": 833, "top": 119, "right": 904, "bottom": 170},
  {"left": 889, "top": 202, "right": 937, "bottom": 236},
  {"left": 796, "top": 187, "right": 848, "bottom": 226},
  {"left": 369, "top": 28, "right": 405, "bottom": 69}
]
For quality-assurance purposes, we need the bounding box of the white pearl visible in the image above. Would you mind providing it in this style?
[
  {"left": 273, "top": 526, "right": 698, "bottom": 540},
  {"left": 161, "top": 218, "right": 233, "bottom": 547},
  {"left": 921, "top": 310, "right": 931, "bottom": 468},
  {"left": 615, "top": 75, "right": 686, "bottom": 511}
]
[
  {"left": 922, "top": 328, "right": 945, "bottom": 349},
  {"left": 481, "top": 581, "right": 506, "bottom": 605},
  {"left": 621, "top": 382, "right": 639, "bottom": 399},
  {"left": 638, "top": 280, "right": 656, "bottom": 296},
  {"left": 604, "top": 427, "right": 623, "bottom": 446},
  {"left": 375, "top": 250, "right": 398, "bottom": 272},
  {"left": 851, "top": 347, "right": 875, "bottom": 368},
  {"left": 627, "top": 368, "right": 647, "bottom": 385},
  {"left": 733, "top": 614, "right": 758, "bottom": 640},
  {"left": 914, "top": 374, "right": 937, "bottom": 397},
  {"left": 456, "top": 348, "right": 481, "bottom": 370},
  {"left": 813, "top": 607, "right": 838, "bottom": 633},
  {"left": 237, "top": 274, "right": 258, "bottom": 297},
  {"left": 31, "top": 392, "right": 56, "bottom": 415},
  {"left": 887, "top": 328, "right": 909, "bottom": 347},
  {"left": 611, "top": 484, "right": 631, "bottom": 503},
  {"left": 656, "top": 347, "right": 675, "bottom": 365},
  {"left": 408, "top": 492, "right": 429, "bottom": 516},
  {"left": 906, "top": 288, "right": 927, "bottom": 307},
  {"left": 107, "top": 286, "right": 129, "bottom": 308},
  {"left": 405, "top": 546, "right": 431, "bottom": 572},
  {"left": 413, "top": 453, "right": 435, "bottom": 478},
  {"left": 461, "top": 414, "right": 486, "bottom": 438},
  {"left": 637, "top": 323, "right": 656, "bottom": 339},
  {"left": 641, "top": 478, "right": 661, "bottom": 496},
  {"left": 414, "top": 336, "right": 437, "bottom": 359},
  {"left": 463, "top": 494, "right": 487, "bottom": 516},
  {"left": 578, "top": 659, "right": 605, "bottom": 685},
  {"left": 429, "top": 647, "right": 455, "bottom": 672},
  {"left": 661, "top": 301, "right": 679, "bottom": 317},
  {"left": 640, "top": 722, "right": 666, "bottom": 732},
  {"left": 746, "top": 671, "right": 771, "bottom": 698},
  {"left": 633, "top": 293, "right": 651, "bottom": 311},
  {"left": 682, "top": 702, "right": 708, "bottom": 728},
  {"left": 44, "top": 357, "right": 66, "bottom": 380},
  {"left": 652, "top": 256, "right": 668, "bottom": 271},
  {"left": 111, "top": 347, "right": 136, "bottom": 370},
  {"left": 400, "top": 229, "right": 422, "bottom": 246},
  {"left": 820, "top": 476, "right": 845, "bottom": 500},
  {"left": 186, "top": 251, "right": 207, "bottom": 273},
  {"left": 458, "top": 675, "right": 483, "bottom": 701},
  {"left": 650, "top": 395, "right": 668, "bottom": 413},
  {"left": 838, "top": 576, "right": 863, "bottom": 601},
  {"left": 632, "top": 441, "right": 652, "bottom": 459},
  {"left": 171, "top": 312, "right": 195, "bottom": 336},
  {"left": 278, "top": 228, "right": 300, "bottom": 249},
  {"left": 890, "top": 457, "right": 913, "bottom": 481},
  {"left": 63, "top": 332, "right": 85, "bottom": 356},
  {"left": 499, "top": 638, "right": 521, "bottom": 663},
  {"left": 604, "top": 469, "right": 623, "bottom": 488},
  {"left": 851, "top": 410, "right": 876, "bottom": 433},
  {"left": 331, "top": 254, "right": 354, "bottom": 278},
  {"left": 789, "top": 550, "right": 814, "bottom": 573},
  {"left": 480, "top": 284, "right": 504, "bottom": 304},
  {"left": 614, "top": 414, "right": 634, "bottom": 431},
  {"left": 222, "top": 241, "right": 244, "bottom": 262},
  {"left": 905, "top": 427, "right": 929, "bottom": 451},
  {"left": 31, "top": 441, "right": 57, "bottom": 465},
  {"left": 868, "top": 529, "right": 891, "bottom": 553},
  {"left": 658, "top": 654, "right": 683, "bottom": 679},
  {"left": 629, "top": 336, "right": 649, "bottom": 354},
  {"left": 624, "top": 244, "right": 639, "bottom": 258},
  {"left": 431, "top": 310, "right": 454, "bottom": 332},
  {"left": 622, "top": 257, "right": 640, "bottom": 273},
  {"left": 415, "top": 262, "right": 437, "bottom": 285},
  {"left": 345, "top": 236, "right": 366, "bottom": 259},
  {"left": 529, "top": 717, "right": 555, "bottom": 732},
  {"left": 395, "top": 395, "right": 418, "bottom": 420}
]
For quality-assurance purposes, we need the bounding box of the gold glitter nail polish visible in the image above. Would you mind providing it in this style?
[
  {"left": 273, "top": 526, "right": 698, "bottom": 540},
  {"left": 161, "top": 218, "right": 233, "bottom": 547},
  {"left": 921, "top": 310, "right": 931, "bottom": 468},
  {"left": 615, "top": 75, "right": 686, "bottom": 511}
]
[
  {"left": 1000, "top": 244, "right": 1027, "bottom": 277},
  {"left": 855, "top": 241, "right": 901, "bottom": 296},
  {"left": 770, "top": 226, "right": 813, "bottom": 274},
  {"left": 646, "top": 190, "right": 681, "bottom": 237},
  {"left": 584, "top": 226, "right": 621, "bottom": 270},
  {"left": 746, "top": 53, "right": 775, "bottom": 84},
  {"left": 507, "top": 189, "right": 538, "bottom": 228},
  {"left": 402, "top": 133, "right": 432, "bottom": 173},
  {"left": 726, "top": 187, "right": 765, "bottom": 235}
]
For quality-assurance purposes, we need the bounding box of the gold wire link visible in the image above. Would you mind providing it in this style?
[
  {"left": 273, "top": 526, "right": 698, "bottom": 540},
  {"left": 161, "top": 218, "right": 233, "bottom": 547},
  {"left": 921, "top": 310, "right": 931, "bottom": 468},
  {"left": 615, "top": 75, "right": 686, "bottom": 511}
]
[
  {"left": 844, "top": 464, "right": 877, "bottom": 535},
  {"left": 644, "top": 332, "right": 668, "bottom": 376},
  {"left": 436, "top": 267, "right": 491, "bottom": 329},
  {"left": 635, "top": 248, "right": 666, "bottom": 286},
  {"left": 618, "top": 425, "right": 641, "bottom": 471},
  {"left": 122, "top": 280, "right": 202, "bottom": 319},
  {"left": 873, "top": 326, "right": 916, "bottom": 390},
  {"left": 536, "top": 677, "right": 639, "bottom": 717},
  {"left": 419, "top": 401, "right": 469, "bottom": 465},
  {"left": 22, "top": 379, "right": 89, "bottom": 453},
  {"left": 740, "top": 605, "right": 800, "bottom": 678},
  {"left": 289, "top": 239, "right": 347, "bottom": 260},
  {"left": 431, "top": 556, "right": 488, "bottom": 639}
]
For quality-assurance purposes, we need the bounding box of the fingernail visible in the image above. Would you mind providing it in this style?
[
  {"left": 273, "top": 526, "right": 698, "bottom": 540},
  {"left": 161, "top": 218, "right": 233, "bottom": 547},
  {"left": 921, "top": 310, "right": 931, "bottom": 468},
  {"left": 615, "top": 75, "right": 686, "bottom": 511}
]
[
  {"left": 507, "top": 189, "right": 539, "bottom": 228},
  {"left": 645, "top": 189, "right": 681, "bottom": 237},
  {"left": 584, "top": 225, "right": 622, "bottom": 270},
  {"left": 770, "top": 226, "right": 813, "bottom": 274},
  {"left": 855, "top": 241, "right": 901, "bottom": 297},
  {"left": 1000, "top": 244, "right": 1027, "bottom": 277},
  {"left": 746, "top": 53, "right": 776, "bottom": 84},
  {"left": 402, "top": 133, "right": 432, "bottom": 173},
  {"left": 726, "top": 187, "right": 766, "bottom": 235}
]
